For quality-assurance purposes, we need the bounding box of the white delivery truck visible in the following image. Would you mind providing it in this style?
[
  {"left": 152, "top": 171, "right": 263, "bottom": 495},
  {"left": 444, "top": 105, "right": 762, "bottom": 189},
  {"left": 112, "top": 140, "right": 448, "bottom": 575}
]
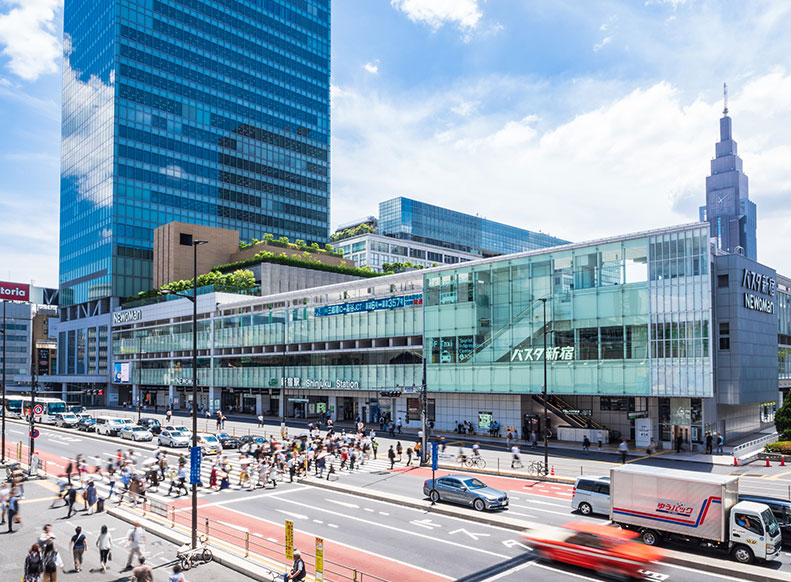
[{"left": 610, "top": 464, "right": 781, "bottom": 564}]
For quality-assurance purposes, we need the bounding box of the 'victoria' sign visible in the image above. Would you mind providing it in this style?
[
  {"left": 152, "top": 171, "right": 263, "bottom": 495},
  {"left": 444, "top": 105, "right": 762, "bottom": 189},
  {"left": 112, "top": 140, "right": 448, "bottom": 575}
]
[
  {"left": 742, "top": 269, "right": 776, "bottom": 315},
  {"left": 0, "top": 281, "right": 30, "bottom": 302}
]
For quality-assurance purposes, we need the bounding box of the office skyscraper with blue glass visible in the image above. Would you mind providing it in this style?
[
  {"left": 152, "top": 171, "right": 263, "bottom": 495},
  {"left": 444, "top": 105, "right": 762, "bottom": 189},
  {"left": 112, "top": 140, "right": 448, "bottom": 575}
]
[{"left": 59, "top": 0, "right": 331, "bottom": 305}]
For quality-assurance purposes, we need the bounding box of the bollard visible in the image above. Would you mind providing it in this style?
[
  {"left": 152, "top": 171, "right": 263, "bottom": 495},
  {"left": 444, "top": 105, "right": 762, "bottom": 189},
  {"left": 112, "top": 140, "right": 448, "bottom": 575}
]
[
  {"left": 205, "top": 517, "right": 210, "bottom": 536},
  {"left": 497, "top": 458, "right": 500, "bottom": 474},
  {"left": 353, "top": 570, "right": 358, "bottom": 582},
  {"left": 581, "top": 466, "right": 584, "bottom": 475},
  {"left": 244, "top": 531, "right": 250, "bottom": 557},
  {"left": 170, "top": 506, "right": 176, "bottom": 528}
]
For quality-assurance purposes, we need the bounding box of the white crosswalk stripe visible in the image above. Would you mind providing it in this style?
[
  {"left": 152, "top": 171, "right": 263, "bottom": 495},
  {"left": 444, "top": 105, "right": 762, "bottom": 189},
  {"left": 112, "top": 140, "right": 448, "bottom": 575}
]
[{"left": 78, "top": 453, "right": 404, "bottom": 505}]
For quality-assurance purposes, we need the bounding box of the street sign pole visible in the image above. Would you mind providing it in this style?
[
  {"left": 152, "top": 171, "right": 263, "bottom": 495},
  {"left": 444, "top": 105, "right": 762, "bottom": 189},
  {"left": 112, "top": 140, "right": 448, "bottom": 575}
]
[{"left": 431, "top": 441, "right": 438, "bottom": 506}]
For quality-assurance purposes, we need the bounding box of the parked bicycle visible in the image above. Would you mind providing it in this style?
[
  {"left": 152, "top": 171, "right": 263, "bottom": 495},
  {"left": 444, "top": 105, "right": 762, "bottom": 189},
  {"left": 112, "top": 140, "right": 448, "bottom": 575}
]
[
  {"left": 527, "top": 460, "right": 546, "bottom": 475},
  {"left": 176, "top": 535, "right": 213, "bottom": 570}
]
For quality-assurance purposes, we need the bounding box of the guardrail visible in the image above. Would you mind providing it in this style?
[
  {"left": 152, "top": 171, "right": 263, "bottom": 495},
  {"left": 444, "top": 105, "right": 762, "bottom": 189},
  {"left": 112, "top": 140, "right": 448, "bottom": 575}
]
[
  {"left": 732, "top": 432, "right": 778, "bottom": 455},
  {"left": 135, "top": 498, "right": 388, "bottom": 582}
]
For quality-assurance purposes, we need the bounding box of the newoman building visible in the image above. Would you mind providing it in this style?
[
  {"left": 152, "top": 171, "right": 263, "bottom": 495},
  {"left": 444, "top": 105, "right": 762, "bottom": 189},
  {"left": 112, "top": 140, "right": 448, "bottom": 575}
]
[{"left": 111, "top": 222, "right": 786, "bottom": 447}]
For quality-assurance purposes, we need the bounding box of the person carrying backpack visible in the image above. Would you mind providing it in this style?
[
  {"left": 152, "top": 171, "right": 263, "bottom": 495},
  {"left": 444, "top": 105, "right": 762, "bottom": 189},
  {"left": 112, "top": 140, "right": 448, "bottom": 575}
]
[
  {"left": 24, "top": 543, "right": 43, "bottom": 582},
  {"left": 42, "top": 542, "right": 63, "bottom": 582}
]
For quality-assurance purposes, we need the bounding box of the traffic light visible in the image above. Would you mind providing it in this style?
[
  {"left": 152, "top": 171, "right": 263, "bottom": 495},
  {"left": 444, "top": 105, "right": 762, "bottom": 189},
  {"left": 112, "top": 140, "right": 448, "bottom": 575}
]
[{"left": 98, "top": 390, "right": 103, "bottom": 396}]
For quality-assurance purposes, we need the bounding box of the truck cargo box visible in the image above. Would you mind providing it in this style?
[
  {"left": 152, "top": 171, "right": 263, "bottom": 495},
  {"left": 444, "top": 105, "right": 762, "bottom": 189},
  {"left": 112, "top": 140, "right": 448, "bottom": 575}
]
[{"left": 610, "top": 464, "right": 738, "bottom": 542}]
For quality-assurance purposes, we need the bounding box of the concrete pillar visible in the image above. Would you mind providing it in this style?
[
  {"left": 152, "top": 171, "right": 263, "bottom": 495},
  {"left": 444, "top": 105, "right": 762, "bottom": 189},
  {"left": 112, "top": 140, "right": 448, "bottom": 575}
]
[
  {"left": 132, "top": 384, "right": 139, "bottom": 407},
  {"left": 208, "top": 386, "right": 216, "bottom": 415},
  {"left": 278, "top": 391, "right": 285, "bottom": 417},
  {"left": 62, "top": 383, "right": 67, "bottom": 402},
  {"left": 168, "top": 385, "right": 175, "bottom": 408},
  {"left": 255, "top": 394, "right": 263, "bottom": 415}
]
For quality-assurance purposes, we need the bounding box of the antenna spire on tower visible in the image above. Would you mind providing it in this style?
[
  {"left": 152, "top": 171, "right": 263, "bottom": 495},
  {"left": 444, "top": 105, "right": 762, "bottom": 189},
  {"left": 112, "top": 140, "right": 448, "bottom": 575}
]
[{"left": 723, "top": 82, "right": 728, "bottom": 115}]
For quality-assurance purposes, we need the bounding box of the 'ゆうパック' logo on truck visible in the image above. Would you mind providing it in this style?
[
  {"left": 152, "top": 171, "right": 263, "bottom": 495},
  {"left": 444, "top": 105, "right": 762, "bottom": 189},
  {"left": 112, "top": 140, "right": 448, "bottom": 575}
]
[{"left": 656, "top": 500, "right": 695, "bottom": 517}]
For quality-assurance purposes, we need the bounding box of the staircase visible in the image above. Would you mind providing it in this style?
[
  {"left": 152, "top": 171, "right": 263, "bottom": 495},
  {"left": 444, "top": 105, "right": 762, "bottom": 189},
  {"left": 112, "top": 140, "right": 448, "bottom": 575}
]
[{"left": 532, "top": 393, "right": 609, "bottom": 431}]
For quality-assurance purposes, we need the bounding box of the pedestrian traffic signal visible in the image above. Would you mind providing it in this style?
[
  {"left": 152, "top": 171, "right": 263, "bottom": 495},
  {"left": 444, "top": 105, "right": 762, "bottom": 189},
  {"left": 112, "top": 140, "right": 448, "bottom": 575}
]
[{"left": 379, "top": 390, "right": 402, "bottom": 398}]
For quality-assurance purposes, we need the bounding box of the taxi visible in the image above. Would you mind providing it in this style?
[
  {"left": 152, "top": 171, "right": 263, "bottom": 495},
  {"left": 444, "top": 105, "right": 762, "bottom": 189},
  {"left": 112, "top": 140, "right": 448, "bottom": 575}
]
[{"left": 521, "top": 521, "right": 664, "bottom": 580}]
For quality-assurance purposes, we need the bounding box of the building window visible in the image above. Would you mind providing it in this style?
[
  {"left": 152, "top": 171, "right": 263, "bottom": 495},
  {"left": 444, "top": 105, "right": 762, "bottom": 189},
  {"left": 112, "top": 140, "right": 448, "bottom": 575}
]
[
  {"left": 717, "top": 274, "right": 729, "bottom": 288},
  {"left": 409, "top": 248, "right": 426, "bottom": 259},
  {"left": 718, "top": 321, "right": 730, "bottom": 350}
]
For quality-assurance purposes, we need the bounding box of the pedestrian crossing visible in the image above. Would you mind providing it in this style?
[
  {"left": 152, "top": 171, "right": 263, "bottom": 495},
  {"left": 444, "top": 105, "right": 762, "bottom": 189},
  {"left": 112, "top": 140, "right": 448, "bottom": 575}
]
[{"left": 78, "top": 452, "right": 400, "bottom": 506}]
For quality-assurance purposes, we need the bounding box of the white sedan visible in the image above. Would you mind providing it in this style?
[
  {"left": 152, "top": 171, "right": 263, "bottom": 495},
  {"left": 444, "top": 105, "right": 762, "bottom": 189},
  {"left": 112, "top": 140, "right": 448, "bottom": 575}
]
[
  {"left": 158, "top": 429, "right": 191, "bottom": 448},
  {"left": 120, "top": 426, "right": 153, "bottom": 442}
]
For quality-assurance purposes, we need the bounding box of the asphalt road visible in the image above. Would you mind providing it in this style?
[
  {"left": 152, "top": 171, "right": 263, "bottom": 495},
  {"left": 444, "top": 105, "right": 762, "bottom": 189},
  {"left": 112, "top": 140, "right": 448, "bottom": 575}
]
[{"left": 3, "top": 419, "right": 788, "bottom": 582}]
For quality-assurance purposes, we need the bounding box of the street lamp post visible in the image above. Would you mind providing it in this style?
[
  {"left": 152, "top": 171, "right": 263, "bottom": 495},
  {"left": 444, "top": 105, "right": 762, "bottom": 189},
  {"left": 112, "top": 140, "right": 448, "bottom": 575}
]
[
  {"left": 539, "top": 297, "right": 549, "bottom": 476},
  {"left": 164, "top": 237, "right": 207, "bottom": 550},
  {"left": 29, "top": 312, "right": 37, "bottom": 475}
]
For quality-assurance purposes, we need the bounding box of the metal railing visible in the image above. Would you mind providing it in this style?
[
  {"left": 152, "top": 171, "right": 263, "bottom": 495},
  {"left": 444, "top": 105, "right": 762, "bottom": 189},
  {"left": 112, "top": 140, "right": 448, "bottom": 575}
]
[
  {"left": 133, "top": 498, "right": 388, "bottom": 582},
  {"left": 733, "top": 431, "right": 778, "bottom": 455}
]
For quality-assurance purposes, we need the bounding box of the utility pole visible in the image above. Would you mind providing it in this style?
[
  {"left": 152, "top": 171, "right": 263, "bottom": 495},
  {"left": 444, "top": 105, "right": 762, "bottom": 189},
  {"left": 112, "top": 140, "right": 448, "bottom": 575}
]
[
  {"left": 420, "top": 357, "right": 427, "bottom": 463},
  {"left": 1, "top": 300, "right": 6, "bottom": 464},
  {"left": 190, "top": 239, "right": 206, "bottom": 549},
  {"left": 29, "top": 309, "right": 37, "bottom": 474}
]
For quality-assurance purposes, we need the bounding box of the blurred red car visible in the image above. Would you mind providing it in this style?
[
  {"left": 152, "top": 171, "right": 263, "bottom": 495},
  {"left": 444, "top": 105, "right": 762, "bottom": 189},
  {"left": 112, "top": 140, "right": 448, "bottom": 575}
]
[{"left": 521, "top": 521, "right": 664, "bottom": 580}]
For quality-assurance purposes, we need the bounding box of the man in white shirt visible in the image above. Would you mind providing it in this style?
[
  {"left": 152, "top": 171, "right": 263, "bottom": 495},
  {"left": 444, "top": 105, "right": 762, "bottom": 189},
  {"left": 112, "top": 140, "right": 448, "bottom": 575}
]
[{"left": 125, "top": 522, "right": 146, "bottom": 569}]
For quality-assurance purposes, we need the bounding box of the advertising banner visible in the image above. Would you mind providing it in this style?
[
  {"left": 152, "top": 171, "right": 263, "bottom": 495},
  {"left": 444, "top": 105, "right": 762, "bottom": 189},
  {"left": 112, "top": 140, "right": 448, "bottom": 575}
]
[
  {"left": 0, "top": 281, "right": 30, "bottom": 302},
  {"left": 113, "top": 362, "right": 131, "bottom": 383}
]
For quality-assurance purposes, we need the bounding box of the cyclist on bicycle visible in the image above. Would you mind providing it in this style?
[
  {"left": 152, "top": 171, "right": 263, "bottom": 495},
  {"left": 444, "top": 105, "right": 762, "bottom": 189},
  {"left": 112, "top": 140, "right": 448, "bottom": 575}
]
[
  {"left": 510, "top": 444, "right": 521, "bottom": 468},
  {"left": 472, "top": 442, "right": 481, "bottom": 457},
  {"left": 457, "top": 446, "right": 467, "bottom": 465}
]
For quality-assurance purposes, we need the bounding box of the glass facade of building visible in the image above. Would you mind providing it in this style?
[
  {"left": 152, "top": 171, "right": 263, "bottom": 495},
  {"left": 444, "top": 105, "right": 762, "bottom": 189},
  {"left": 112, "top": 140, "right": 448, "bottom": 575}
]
[
  {"left": 60, "top": 0, "right": 331, "bottom": 305},
  {"left": 423, "top": 224, "right": 713, "bottom": 397},
  {"left": 779, "top": 277, "right": 791, "bottom": 385},
  {"left": 112, "top": 284, "right": 424, "bottom": 395},
  {"left": 378, "top": 197, "right": 569, "bottom": 257}
]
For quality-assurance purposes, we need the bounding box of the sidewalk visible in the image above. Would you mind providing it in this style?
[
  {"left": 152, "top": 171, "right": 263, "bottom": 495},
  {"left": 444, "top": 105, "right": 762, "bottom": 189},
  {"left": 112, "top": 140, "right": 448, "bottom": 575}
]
[{"left": 99, "top": 405, "right": 750, "bottom": 466}]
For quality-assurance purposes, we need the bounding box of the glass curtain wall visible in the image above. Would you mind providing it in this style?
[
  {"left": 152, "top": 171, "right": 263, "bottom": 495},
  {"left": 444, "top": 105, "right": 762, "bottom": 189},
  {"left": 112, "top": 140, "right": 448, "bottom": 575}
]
[{"left": 424, "top": 226, "right": 712, "bottom": 396}]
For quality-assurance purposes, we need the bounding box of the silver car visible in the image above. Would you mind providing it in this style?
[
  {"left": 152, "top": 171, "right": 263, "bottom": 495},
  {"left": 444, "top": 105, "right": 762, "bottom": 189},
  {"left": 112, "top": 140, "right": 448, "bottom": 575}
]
[{"left": 423, "top": 474, "right": 509, "bottom": 511}]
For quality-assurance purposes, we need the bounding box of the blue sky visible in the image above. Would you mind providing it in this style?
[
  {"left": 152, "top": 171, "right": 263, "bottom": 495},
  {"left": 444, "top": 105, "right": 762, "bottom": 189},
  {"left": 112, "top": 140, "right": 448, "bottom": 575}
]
[{"left": 1, "top": 0, "right": 791, "bottom": 288}]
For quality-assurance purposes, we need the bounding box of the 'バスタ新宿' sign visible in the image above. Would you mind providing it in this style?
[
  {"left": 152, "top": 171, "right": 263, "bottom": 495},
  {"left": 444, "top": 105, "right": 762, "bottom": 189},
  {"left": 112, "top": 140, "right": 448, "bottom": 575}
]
[
  {"left": 314, "top": 294, "right": 422, "bottom": 317},
  {"left": 742, "top": 269, "right": 775, "bottom": 315},
  {"left": 510, "top": 346, "right": 575, "bottom": 362}
]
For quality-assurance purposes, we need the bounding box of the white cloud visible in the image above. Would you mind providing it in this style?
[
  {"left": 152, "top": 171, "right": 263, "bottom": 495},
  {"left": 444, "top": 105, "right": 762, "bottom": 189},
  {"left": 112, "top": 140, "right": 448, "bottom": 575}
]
[
  {"left": 331, "top": 73, "right": 791, "bottom": 276},
  {"left": 390, "top": 0, "right": 482, "bottom": 33},
  {"left": 594, "top": 36, "right": 613, "bottom": 52},
  {"left": 364, "top": 60, "right": 380, "bottom": 74},
  {"left": 0, "top": 0, "right": 61, "bottom": 81}
]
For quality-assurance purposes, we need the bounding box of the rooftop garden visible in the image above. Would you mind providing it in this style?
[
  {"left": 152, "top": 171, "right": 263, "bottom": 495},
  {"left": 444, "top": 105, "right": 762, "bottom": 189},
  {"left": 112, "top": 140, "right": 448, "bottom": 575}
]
[
  {"left": 239, "top": 233, "right": 342, "bottom": 256},
  {"left": 329, "top": 223, "right": 374, "bottom": 243},
  {"left": 123, "top": 269, "right": 258, "bottom": 306},
  {"left": 216, "top": 249, "right": 382, "bottom": 279}
]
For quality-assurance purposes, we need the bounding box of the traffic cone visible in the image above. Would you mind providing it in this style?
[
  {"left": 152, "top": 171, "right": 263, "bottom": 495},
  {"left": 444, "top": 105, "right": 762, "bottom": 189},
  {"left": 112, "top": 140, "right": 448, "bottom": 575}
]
[
  {"left": 550, "top": 465, "right": 555, "bottom": 476},
  {"left": 782, "top": 457, "right": 786, "bottom": 467},
  {"left": 766, "top": 457, "right": 771, "bottom": 467},
  {"left": 733, "top": 456, "right": 739, "bottom": 466}
]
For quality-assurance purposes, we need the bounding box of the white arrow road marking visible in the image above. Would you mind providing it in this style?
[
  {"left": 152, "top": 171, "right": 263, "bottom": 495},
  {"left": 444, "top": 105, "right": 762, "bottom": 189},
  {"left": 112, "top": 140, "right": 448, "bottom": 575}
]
[
  {"left": 276, "top": 509, "right": 308, "bottom": 520},
  {"left": 449, "top": 528, "right": 490, "bottom": 541},
  {"left": 325, "top": 499, "right": 359, "bottom": 509},
  {"left": 502, "top": 539, "right": 531, "bottom": 550},
  {"left": 410, "top": 519, "right": 441, "bottom": 530}
]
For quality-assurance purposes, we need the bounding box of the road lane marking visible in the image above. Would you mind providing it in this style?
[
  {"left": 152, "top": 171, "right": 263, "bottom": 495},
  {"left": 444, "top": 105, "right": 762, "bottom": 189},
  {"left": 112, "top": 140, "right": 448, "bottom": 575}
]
[
  {"left": 533, "top": 561, "right": 601, "bottom": 581},
  {"left": 326, "top": 499, "right": 359, "bottom": 509},
  {"left": 662, "top": 562, "right": 762, "bottom": 581},
  {"left": 273, "top": 498, "right": 510, "bottom": 558},
  {"left": 276, "top": 509, "right": 308, "bottom": 520},
  {"left": 480, "top": 559, "right": 534, "bottom": 581},
  {"left": 180, "top": 486, "right": 310, "bottom": 511}
]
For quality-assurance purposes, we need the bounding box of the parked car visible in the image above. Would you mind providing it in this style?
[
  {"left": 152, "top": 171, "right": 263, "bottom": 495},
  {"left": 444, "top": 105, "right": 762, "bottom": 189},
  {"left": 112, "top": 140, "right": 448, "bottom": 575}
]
[
  {"left": 163, "top": 425, "right": 192, "bottom": 438},
  {"left": 197, "top": 433, "right": 222, "bottom": 455},
  {"left": 77, "top": 417, "right": 97, "bottom": 432},
  {"left": 215, "top": 432, "right": 241, "bottom": 449},
  {"left": 571, "top": 476, "right": 610, "bottom": 516},
  {"left": 120, "top": 426, "right": 154, "bottom": 442},
  {"left": 95, "top": 416, "right": 127, "bottom": 436},
  {"left": 55, "top": 412, "right": 81, "bottom": 428},
  {"left": 522, "top": 521, "right": 664, "bottom": 580},
  {"left": 423, "top": 475, "right": 509, "bottom": 511},
  {"left": 739, "top": 494, "right": 791, "bottom": 542},
  {"left": 158, "top": 429, "right": 191, "bottom": 448},
  {"left": 138, "top": 417, "right": 162, "bottom": 435}
]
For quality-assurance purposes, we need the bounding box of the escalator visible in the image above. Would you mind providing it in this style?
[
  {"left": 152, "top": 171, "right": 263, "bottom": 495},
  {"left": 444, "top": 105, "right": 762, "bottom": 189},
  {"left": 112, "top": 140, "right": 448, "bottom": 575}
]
[{"left": 532, "top": 393, "right": 609, "bottom": 431}]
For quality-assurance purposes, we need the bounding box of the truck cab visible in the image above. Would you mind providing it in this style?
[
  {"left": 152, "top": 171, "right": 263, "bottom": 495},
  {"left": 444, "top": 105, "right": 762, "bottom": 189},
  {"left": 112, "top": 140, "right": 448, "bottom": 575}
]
[{"left": 730, "top": 501, "right": 782, "bottom": 563}]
